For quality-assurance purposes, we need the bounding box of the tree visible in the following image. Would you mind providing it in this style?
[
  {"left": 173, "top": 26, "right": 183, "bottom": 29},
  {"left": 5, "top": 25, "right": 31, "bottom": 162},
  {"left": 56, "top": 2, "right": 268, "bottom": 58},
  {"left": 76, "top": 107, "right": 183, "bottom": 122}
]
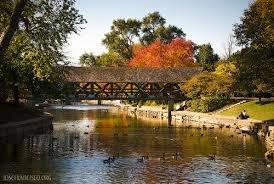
[
  {"left": 155, "top": 25, "right": 185, "bottom": 44},
  {"left": 97, "top": 51, "right": 124, "bottom": 67},
  {"left": 128, "top": 38, "right": 196, "bottom": 68},
  {"left": 79, "top": 52, "right": 97, "bottom": 66},
  {"left": 222, "top": 34, "right": 236, "bottom": 59},
  {"left": 182, "top": 71, "right": 232, "bottom": 112},
  {"left": 233, "top": 0, "right": 274, "bottom": 95},
  {"left": 102, "top": 19, "right": 141, "bottom": 60},
  {"left": 102, "top": 12, "right": 186, "bottom": 63},
  {"left": 0, "top": 0, "right": 86, "bottom": 104},
  {"left": 235, "top": 48, "right": 274, "bottom": 95},
  {"left": 140, "top": 12, "right": 185, "bottom": 45},
  {"left": 234, "top": 0, "right": 274, "bottom": 49},
  {"left": 183, "top": 70, "right": 235, "bottom": 99},
  {"left": 140, "top": 12, "right": 165, "bottom": 45},
  {"left": 194, "top": 43, "right": 219, "bottom": 71},
  {"left": 0, "top": 0, "right": 27, "bottom": 57}
]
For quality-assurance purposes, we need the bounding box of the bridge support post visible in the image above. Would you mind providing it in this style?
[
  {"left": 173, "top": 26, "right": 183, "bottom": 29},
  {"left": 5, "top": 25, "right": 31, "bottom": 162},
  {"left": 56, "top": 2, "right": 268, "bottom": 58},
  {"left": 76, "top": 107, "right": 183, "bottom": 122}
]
[
  {"left": 168, "top": 95, "right": 174, "bottom": 127},
  {"left": 98, "top": 100, "right": 101, "bottom": 105}
]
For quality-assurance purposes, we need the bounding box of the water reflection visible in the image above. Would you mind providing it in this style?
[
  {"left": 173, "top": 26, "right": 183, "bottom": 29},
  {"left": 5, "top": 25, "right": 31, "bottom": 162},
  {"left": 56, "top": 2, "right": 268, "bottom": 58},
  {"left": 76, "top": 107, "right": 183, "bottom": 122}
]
[{"left": 0, "top": 105, "right": 273, "bottom": 183}]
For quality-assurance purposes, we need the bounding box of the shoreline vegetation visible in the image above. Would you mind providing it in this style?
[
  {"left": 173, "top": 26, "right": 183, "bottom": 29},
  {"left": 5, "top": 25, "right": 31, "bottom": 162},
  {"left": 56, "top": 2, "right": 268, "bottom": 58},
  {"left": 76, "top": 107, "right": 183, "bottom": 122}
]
[
  {"left": 0, "top": 103, "right": 44, "bottom": 124},
  {"left": 3, "top": 99, "right": 273, "bottom": 123}
]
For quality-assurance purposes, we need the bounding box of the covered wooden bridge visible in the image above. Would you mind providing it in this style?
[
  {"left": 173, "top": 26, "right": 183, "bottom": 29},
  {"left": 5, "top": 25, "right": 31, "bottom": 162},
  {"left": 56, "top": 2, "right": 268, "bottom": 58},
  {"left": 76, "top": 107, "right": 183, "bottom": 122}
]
[{"left": 64, "top": 66, "right": 202, "bottom": 101}]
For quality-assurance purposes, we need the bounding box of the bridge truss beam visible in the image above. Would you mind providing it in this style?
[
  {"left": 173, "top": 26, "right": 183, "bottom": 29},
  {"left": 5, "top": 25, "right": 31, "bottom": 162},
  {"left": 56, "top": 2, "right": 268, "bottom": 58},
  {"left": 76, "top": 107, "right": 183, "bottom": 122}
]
[{"left": 66, "top": 82, "right": 185, "bottom": 100}]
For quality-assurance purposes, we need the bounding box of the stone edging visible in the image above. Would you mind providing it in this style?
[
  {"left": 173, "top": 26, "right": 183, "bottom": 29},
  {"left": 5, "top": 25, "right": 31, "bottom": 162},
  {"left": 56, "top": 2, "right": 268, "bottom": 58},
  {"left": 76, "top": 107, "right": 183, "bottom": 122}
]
[{"left": 0, "top": 113, "right": 53, "bottom": 138}]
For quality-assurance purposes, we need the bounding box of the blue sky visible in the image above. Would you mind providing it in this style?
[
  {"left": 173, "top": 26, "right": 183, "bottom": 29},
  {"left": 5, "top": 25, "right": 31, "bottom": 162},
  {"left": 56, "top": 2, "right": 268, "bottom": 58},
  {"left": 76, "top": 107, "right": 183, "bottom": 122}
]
[{"left": 65, "top": 0, "right": 251, "bottom": 63}]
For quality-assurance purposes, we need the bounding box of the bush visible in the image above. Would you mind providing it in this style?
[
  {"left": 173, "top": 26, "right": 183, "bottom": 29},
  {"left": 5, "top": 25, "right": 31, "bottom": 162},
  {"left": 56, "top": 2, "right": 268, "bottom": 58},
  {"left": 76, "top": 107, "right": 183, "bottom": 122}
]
[{"left": 187, "top": 96, "right": 228, "bottom": 113}]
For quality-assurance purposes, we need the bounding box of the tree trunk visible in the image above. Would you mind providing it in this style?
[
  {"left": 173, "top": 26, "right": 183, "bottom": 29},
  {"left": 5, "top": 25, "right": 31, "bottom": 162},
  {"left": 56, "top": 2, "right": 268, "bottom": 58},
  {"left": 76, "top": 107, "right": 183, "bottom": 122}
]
[
  {"left": 12, "top": 69, "right": 19, "bottom": 105},
  {"left": 0, "top": 64, "right": 7, "bottom": 103},
  {"left": 0, "top": 0, "right": 27, "bottom": 57},
  {"left": 13, "top": 84, "right": 19, "bottom": 105},
  {"left": 0, "top": 81, "right": 7, "bottom": 103},
  {"left": 259, "top": 95, "right": 262, "bottom": 104}
]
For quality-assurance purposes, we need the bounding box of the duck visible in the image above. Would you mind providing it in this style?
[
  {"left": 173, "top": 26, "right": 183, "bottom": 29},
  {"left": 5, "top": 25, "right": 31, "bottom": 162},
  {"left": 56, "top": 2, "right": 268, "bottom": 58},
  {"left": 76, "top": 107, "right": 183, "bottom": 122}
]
[
  {"left": 137, "top": 157, "right": 145, "bottom": 163},
  {"left": 186, "top": 125, "right": 192, "bottom": 129},
  {"left": 141, "top": 155, "right": 149, "bottom": 160},
  {"left": 103, "top": 157, "right": 112, "bottom": 164},
  {"left": 172, "top": 152, "right": 179, "bottom": 160},
  {"left": 161, "top": 153, "right": 166, "bottom": 161},
  {"left": 111, "top": 155, "right": 116, "bottom": 162},
  {"left": 202, "top": 125, "right": 207, "bottom": 130},
  {"left": 153, "top": 127, "right": 160, "bottom": 131},
  {"left": 208, "top": 155, "right": 216, "bottom": 160}
]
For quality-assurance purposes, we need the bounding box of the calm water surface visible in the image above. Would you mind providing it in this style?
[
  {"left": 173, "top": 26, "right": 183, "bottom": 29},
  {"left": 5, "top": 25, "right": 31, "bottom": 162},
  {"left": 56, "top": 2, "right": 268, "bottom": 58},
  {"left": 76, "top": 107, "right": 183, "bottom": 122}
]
[{"left": 0, "top": 105, "right": 273, "bottom": 183}]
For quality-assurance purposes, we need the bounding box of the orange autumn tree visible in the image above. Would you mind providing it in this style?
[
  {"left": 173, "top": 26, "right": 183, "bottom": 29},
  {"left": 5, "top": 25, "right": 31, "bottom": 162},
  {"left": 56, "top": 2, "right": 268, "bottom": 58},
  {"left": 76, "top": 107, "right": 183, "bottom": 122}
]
[{"left": 128, "top": 38, "right": 196, "bottom": 67}]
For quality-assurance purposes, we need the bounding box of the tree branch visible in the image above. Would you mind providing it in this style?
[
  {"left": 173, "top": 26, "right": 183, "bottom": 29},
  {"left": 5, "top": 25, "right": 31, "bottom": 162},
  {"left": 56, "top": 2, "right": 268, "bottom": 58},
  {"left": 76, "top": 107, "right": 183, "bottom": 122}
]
[{"left": 0, "top": 0, "right": 28, "bottom": 58}]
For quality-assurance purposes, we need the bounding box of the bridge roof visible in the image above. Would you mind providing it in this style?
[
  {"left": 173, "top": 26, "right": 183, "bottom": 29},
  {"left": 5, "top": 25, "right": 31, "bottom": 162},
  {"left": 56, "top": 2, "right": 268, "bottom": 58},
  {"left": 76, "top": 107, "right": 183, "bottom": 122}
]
[{"left": 64, "top": 66, "right": 202, "bottom": 83}]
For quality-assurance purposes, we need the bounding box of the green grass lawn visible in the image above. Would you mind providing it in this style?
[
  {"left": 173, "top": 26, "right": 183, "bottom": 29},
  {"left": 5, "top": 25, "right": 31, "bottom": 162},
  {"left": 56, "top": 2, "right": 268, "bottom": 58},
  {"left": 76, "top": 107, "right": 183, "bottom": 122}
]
[{"left": 220, "top": 100, "right": 274, "bottom": 121}]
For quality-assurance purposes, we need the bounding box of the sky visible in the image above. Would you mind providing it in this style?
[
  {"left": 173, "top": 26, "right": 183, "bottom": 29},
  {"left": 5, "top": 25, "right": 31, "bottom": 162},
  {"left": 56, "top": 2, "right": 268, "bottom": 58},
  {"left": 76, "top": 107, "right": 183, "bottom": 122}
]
[{"left": 65, "top": 0, "right": 251, "bottom": 64}]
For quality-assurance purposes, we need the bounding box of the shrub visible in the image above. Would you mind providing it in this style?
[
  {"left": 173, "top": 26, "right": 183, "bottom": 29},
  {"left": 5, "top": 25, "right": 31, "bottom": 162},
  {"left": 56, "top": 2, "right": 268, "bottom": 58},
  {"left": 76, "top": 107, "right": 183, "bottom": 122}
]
[{"left": 187, "top": 96, "right": 228, "bottom": 113}]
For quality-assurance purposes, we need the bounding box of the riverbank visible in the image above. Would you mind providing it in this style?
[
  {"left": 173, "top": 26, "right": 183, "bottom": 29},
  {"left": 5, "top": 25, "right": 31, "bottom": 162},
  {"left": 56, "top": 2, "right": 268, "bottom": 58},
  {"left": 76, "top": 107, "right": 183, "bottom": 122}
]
[
  {"left": 120, "top": 105, "right": 265, "bottom": 131},
  {"left": 0, "top": 103, "right": 53, "bottom": 141},
  {"left": 0, "top": 103, "right": 44, "bottom": 124},
  {"left": 120, "top": 104, "right": 274, "bottom": 160}
]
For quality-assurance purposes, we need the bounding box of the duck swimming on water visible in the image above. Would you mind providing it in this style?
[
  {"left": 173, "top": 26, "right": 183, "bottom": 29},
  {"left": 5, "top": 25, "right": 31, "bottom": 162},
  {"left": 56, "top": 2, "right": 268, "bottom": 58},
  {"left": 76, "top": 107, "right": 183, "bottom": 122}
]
[
  {"left": 208, "top": 155, "right": 216, "bottom": 160},
  {"left": 103, "top": 157, "right": 115, "bottom": 164}
]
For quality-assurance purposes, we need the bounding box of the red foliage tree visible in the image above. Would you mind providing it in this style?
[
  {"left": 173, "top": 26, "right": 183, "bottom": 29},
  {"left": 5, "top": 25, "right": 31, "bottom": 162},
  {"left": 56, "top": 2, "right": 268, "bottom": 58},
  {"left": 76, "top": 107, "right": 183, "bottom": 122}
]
[{"left": 128, "top": 38, "right": 196, "bottom": 67}]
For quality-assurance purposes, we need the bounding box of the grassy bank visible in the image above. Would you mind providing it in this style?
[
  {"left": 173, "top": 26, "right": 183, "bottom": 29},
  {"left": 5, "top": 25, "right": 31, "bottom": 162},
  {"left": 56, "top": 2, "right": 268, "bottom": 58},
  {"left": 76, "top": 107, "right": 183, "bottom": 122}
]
[
  {"left": 0, "top": 103, "right": 43, "bottom": 124},
  {"left": 219, "top": 100, "right": 274, "bottom": 121}
]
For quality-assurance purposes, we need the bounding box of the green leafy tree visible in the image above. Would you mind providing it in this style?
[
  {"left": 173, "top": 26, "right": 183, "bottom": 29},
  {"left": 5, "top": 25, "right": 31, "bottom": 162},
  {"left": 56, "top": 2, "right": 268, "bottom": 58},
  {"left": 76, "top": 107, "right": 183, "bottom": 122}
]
[
  {"left": 183, "top": 71, "right": 234, "bottom": 99},
  {"left": 0, "top": 0, "right": 86, "bottom": 104},
  {"left": 183, "top": 69, "right": 235, "bottom": 112},
  {"left": 0, "top": 0, "right": 27, "bottom": 57},
  {"left": 233, "top": 0, "right": 274, "bottom": 97},
  {"left": 79, "top": 52, "right": 97, "bottom": 66},
  {"left": 102, "top": 19, "right": 141, "bottom": 60},
  {"left": 234, "top": 0, "right": 274, "bottom": 49},
  {"left": 97, "top": 51, "right": 124, "bottom": 67},
  {"left": 194, "top": 43, "right": 219, "bottom": 71},
  {"left": 140, "top": 12, "right": 185, "bottom": 45}
]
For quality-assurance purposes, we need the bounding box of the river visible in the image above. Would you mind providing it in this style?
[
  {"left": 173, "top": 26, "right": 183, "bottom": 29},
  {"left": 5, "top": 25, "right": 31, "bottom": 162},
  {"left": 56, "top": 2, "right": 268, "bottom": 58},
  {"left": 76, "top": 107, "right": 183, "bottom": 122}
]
[{"left": 0, "top": 105, "right": 273, "bottom": 183}]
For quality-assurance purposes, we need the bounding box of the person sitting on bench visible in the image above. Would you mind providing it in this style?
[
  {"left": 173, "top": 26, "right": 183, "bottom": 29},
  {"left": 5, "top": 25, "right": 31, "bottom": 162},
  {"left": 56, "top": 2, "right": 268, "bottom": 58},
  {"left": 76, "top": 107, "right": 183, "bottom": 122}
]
[{"left": 238, "top": 110, "right": 249, "bottom": 119}]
